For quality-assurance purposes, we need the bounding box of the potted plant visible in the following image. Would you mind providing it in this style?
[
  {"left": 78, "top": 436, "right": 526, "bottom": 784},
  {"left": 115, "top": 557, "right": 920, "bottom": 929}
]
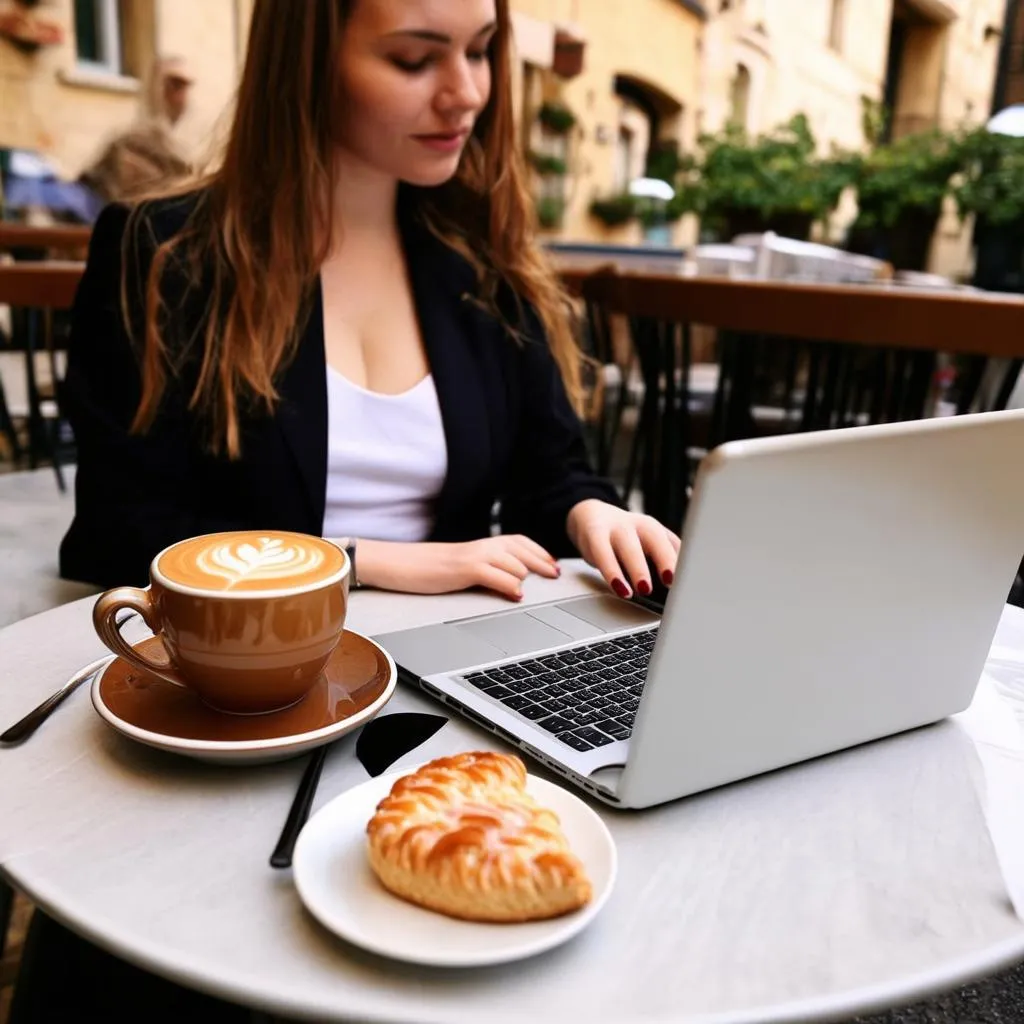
[
  {"left": 528, "top": 151, "right": 568, "bottom": 177},
  {"left": 954, "top": 128, "right": 1024, "bottom": 292},
  {"left": 846, "top": 129, "right": 964, "bottom": 272},
  {"left": 588, "top": 193, "right": 638, "bottom": 228},
  {"left": 535, "top": 196, "right": 566, "bottom": 231},
  {"left": 528, "top": 104, "right": 577, "bottom": 235},
  {"left": 537, "top": 101, "right": 577, "bottom": 136},
  {"left": 681, "top": 115, "right": 855, "bottom": 242},
  {"left": 645, "top": 139, "right": 689, "bottom": 186}
]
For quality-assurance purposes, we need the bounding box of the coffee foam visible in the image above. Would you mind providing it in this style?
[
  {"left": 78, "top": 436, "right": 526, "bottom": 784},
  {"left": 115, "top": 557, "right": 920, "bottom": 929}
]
[{"left": 156, "top": 531, "right": 346, "bottom": 593}]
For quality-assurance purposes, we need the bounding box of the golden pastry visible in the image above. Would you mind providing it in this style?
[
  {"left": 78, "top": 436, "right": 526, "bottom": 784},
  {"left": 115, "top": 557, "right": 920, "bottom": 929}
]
[{"left": 366, "top": 751, "right": 592, "bottom": 922}]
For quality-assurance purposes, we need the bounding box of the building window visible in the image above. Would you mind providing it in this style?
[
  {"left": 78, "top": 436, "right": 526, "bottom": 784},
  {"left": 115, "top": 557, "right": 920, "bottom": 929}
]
[
  {"left": 829, "top": 0, "right": 846, "bottom": 52},
  {"left": 74, "top": 0, "right": 123, "bottom": 74},
  {"left": 730, "top": 64, "right": 751, "bottom": 129},
  {"left": 74, "top": 0, "right": 149, "bottom": 78}
]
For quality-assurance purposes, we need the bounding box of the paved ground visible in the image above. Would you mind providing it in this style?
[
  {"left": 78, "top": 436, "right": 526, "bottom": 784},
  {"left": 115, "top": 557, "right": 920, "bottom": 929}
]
[
  {"left": 855, "top": 964, "right": 1024, "bottom": 1023},
  {"left": 0, "top": 463, "right": 94, "bottom": 629},
  {"left": 0, "top": 463, "right": 1022, "bottom": 1022}
]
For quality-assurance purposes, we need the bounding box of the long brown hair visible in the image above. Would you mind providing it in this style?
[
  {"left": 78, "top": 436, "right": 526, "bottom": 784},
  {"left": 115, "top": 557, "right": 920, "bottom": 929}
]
[{"left": 130, "top": 0, "right": 580, "bottom": 457}]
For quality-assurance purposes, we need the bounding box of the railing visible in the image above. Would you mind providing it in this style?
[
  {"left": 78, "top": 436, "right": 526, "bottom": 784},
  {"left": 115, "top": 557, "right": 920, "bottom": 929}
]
[
  {"left": 575, "top": 267, "right": 1024, "bottom": 526},
  {"left": 0, "top": 261, "right": 84, "bottom": 309},
  {"left": 0, "top": 223, "right": 91, "bottom": 257},
  {"left": 571, "top": 271, "right": 1024, "bottom": 358}
]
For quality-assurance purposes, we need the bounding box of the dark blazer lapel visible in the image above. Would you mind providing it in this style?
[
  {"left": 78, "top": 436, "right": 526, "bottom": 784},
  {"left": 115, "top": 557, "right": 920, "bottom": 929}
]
[
  {"left": 401, "top": 215, "right": 494, "bottom": 540},
  {"left": 276, "top": 281, "right": 328, "bottom": 532},
  {"left": 275, "top": 213, "right": 496, "bottom": 541}
]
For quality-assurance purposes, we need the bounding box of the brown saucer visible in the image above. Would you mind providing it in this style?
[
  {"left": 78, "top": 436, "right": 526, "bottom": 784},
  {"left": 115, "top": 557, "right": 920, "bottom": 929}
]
[{"left": 92, "top": 629, "right": 395, "bottom": 761}]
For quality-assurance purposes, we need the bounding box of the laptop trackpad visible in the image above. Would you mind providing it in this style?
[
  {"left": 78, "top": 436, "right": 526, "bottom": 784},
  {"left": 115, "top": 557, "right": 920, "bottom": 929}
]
[
  {"left": 375, "top": 613, "right": 574, "bottom": 677},
  {"left": 374, "top": 594, "right": 659, "bottom": 677},
  {"left": 454, "top": 613, "right": 574, "bottom": 658}
]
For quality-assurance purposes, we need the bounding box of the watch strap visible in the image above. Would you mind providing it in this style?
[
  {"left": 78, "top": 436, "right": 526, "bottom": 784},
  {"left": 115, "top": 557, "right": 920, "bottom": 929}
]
[{"left": 344, "top": 539, "right": 360, "bottom": 589}]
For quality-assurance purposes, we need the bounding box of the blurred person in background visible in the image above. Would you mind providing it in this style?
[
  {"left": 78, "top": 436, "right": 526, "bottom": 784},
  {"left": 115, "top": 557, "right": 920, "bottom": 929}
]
[{"left": 78, "top": 56, "right": 194, "bottom": 206}]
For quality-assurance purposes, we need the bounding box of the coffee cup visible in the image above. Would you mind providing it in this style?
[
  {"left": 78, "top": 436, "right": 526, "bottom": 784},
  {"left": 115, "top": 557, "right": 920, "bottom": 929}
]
[{"left": 93, "top": 530, "right": 350, "bottom": 715}]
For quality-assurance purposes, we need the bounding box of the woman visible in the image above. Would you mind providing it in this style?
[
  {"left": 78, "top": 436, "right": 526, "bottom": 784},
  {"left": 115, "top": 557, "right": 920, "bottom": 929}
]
[
  {"left": 78, "top": 56, "right": 194, "bottom": 206},
  {"left": 60, "top": 0, "right": 678, "bottom": 604}
]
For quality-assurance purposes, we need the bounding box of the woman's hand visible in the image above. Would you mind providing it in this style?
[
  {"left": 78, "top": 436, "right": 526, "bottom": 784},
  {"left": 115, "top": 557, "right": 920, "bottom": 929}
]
[
  {"left": 354, "top": 536, "right": 560, "bottom": 602},
  {"left": 566, "top": 499, "right": 680, "bottom": 599}
]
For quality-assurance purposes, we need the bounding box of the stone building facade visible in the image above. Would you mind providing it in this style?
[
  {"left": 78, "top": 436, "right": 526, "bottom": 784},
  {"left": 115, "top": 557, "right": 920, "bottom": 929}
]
[
  {"left": 0, "top": 0, "right": 245, "bottom": 181},
  {"left": 511, "top": 0, "right": 706, "bottom": 245},
  {"left": 0, "top": 0, "right": 1011, "bottom": 275}
]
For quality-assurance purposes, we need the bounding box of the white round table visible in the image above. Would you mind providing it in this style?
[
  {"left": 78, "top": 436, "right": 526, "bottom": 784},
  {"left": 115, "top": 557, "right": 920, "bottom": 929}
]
[{"left": 2, "top": 562, "right": 1024, "bottom": 1024}]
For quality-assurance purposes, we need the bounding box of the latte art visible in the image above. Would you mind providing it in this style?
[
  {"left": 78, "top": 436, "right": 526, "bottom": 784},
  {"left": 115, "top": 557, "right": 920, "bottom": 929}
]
[
  {"left": 198, "top": 537, "right": 326, "bottom": 586},
  {"left": 157, "top": 531, "right": 346, "bottom": 593}
]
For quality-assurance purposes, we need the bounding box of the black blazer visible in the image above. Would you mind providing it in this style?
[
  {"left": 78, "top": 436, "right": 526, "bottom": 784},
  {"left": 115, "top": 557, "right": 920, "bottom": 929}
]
[{"left": 59, "top": 194, "right": 620, "bottom": 589}]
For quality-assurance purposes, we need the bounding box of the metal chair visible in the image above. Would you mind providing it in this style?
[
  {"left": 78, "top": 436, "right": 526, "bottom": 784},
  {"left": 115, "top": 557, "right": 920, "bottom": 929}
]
[
  {"left": 577, "top": 272, "right": 1024, "bottom": 531},
  {"left": 0, "top": 262, "right": 84, "bottom": 490}
]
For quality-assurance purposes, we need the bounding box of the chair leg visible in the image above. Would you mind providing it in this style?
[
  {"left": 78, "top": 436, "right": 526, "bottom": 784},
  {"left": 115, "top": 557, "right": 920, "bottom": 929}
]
[
  {"left": 20, "top": 311, "right": 65, "bottom": 486},
  {"left": 48, "top": 418, "right": 66, "bottom": 492},
  {"left": 20, "top": 311, "right": 42, "bottom": 472},
  {"left": 993, "top": 358, "right": 1023, "bottom": 412},
  {"left": 0, "top": 372, "right": 22, "bottom": 466},
  {"left": 0, "top": 877, "right": 12, "bottom": 962},
  {"left": 623, "top": 391, "right": 652, "bottom": 506}
]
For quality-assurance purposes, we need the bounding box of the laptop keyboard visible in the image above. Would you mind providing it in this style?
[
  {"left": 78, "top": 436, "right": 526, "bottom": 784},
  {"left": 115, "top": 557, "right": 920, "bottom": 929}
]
[{"left": 460, "top": 627, "right": 658, "bottom": 752}]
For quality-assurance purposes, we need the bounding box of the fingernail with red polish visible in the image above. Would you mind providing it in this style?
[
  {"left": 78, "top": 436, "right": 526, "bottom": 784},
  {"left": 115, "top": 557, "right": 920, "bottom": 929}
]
[
  {"left": 662, "top": 570, "right": 674, "bottom": 586},
  {"left": 637, "top": 579, "right": 652, "bottom": 596},
  {"left": 612, "top": 578, "right": 631, "bottom": 599}
]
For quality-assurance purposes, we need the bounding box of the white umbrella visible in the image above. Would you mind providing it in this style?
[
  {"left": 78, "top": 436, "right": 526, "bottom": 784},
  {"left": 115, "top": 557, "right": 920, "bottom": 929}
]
[
  {"left": 987, "top": 104, "right": 1024, "bottom": 137},
  {"left": 628, "top": 177, "right": 675, "bottom": 202}
]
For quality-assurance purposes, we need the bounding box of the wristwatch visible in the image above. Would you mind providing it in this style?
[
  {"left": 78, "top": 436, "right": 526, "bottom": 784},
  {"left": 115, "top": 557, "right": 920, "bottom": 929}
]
[{"left": 340, "top": 537, "right": 361, "bottom": 589}]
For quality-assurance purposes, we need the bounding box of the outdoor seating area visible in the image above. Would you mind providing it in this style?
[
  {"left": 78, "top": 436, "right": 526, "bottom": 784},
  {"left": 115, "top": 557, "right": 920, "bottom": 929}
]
[
  {"left": 6, "top": 0, "right": 1024, "bottom": 1021},
  {"left": 7, "top": 221, "right": 1024, "bottom": 519},
  {"left": 3, "top": 212, "right": 1024, "bottom": 1021}
]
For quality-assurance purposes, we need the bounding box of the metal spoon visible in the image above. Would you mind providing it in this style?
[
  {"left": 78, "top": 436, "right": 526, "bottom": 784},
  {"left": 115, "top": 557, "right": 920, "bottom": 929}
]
[{"left": 1, "top": 656, "right": 111, "bottom": 746}]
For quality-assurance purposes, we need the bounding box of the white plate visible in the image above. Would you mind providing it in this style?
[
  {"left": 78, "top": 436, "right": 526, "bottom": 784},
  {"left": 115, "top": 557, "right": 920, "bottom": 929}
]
[{"left": 293, "top": 767, "right": 617, "bottom": 967}]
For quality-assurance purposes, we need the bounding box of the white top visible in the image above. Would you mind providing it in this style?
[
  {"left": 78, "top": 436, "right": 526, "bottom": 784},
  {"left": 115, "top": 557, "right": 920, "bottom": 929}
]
[{"left": 322, "top": 365, "right": 448, "bottom": 543}]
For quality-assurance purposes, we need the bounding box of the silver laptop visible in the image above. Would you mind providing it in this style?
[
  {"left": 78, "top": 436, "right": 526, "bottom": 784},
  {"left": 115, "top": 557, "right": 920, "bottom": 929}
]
[{"left": 375, "top": 409, "right": 1024, "bottom": 809}]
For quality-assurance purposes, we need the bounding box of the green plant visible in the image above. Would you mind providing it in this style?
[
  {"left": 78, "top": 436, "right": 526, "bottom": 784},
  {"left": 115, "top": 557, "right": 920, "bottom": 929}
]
[
  {"left": 851, "top": 129, "right": 964, "bottom": 230},
  {"left": 860, "top": 96, "right": 888, "bottom": 148},
  {"left": 635, "top": 189, "right": 696, "bottom": 228},
  {"left": 528, "top": 151, "right": 568, "bottom": 176},
  {"left": 589, "top": 193, "right": 638, "bottom": 227},
  {"left": 645, "top": 140, "right": 692, "bottom": 184},
  {"left": 537, "top": 101, "right": 576, "bottom": 135},
  {"left": 681, "top": 115, "right": 857, "bottom": 231},
  {"left": 954, "top": 128, "right": 1024, "bottom": 227},
  {"left": 536, "top": 195, "right": 566, "bottom": 229}
]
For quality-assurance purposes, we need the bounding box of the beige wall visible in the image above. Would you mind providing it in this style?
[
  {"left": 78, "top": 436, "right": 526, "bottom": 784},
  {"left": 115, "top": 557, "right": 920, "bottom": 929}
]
[
  {"left": 0, "top": 0, "right": 243, "bottom": 180},
  {"left": 703, "top": 0, "right": 893, "bottom": 150},
  {"left": 701, "top": 0, "right": 1006, "bottom": 278},
  {"left": 704, "top": 0, "right": 1003, "bottom": 150},
  {"left": 937, "top": 0, "right": 1005, "bottom": 127},
  {"left": 511, "top": 0, "right": 703, "bottom": 244},
  {"left": 907, "top": 0, "right": 1005, "bottom": 279}
]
